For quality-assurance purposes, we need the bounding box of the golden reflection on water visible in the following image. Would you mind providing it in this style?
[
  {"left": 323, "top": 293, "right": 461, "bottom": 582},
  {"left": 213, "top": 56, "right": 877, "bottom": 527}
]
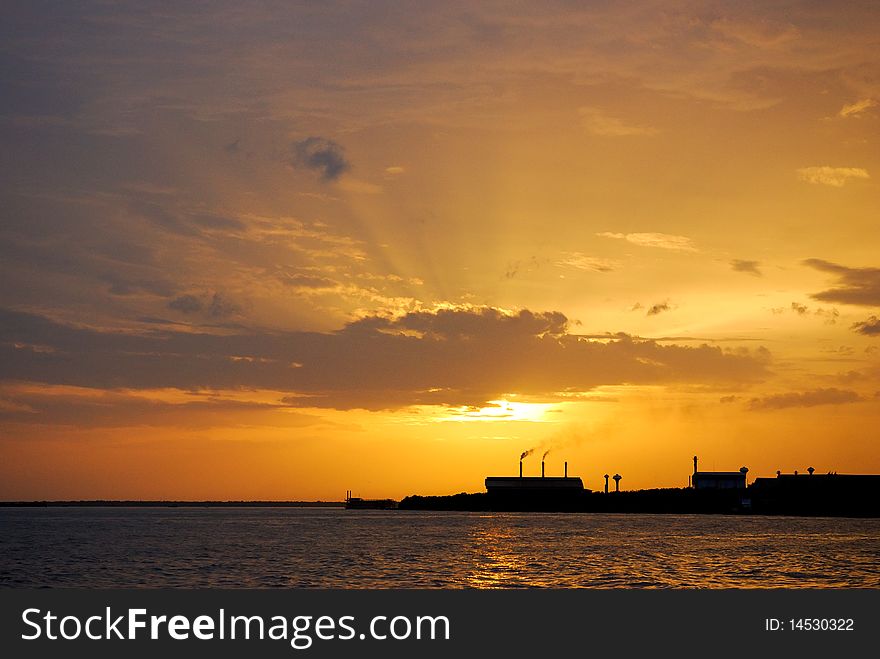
[
  {"left": 460, "top": 513, "right": 880, "bottom": 589},
  {"left": 467, "top": 522, "right": 527, "bottom": 588}
]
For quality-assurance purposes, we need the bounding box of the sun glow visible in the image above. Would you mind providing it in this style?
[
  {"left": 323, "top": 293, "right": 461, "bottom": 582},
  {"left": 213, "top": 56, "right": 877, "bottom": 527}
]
[{"left": 437, "top": 399, "right": 555, "bottom": 423}]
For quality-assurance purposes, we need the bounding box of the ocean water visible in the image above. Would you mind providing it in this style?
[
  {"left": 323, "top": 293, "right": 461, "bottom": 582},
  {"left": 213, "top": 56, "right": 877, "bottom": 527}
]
[{"left": 1, "top": 508, "right": 878, "bottom": 588}]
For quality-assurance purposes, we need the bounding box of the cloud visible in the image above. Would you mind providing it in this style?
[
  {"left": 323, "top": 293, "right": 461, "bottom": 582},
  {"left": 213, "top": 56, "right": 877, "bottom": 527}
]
[
  {"left": 504, "top": 256, "right": 547, "bottom": 279},
  {"left": 0, "top": 383, "right": 322, "bottom": 429},
  {"left": 579, "top": 107, "right": 657, "bottom": 137},
  {"left": 208, "top": 292, "right": 242, "bottom": 319},
  {"left": 747, "top": 388, "right": 862, "bottom": 411},
  {"left": 796, "top": 166, "right": 870, "bottom": 187},
  {"left": 791, "top": 302, "right": 808, "bottom": 315},
  {"left": 168, "top": 294, "right": 203, "bottom": 314},
  {"left": 838, "top": 98, "right": 877, "bottom": 118},
  {"left": 2, "top": 1, "right": 878, "bottom": 140},
  {"left": 277, "top": 273, "right": 339, "bottom": 290},
  {"left": 597, "top": 232, "right": 697, "bottom": 252},
  {"left": 804, "top": 258, "right": 880, "bottom": 306},
  {"left": 291, "top": 137, "right": 351, "bottom": 182},
  {"left": 646, "top": 301, "right": 671, "bottom": 316},
  {"left": 557, "top": 253, "right": 616, "bottom": 272},
  {"left": 852, "top": 316, "right": 880, "bottom": 336},
  {"left": 730, "top": 259, "right": 762, "bottom": 276},
  {"left": 814, "top": 307, "right": 839, "bottom": 325},
  {"left": 0, "top": 306, "right": 769, "bottom": 411},
  {"left": 166, "top": 292, "right": 241, "bottom": 318}
]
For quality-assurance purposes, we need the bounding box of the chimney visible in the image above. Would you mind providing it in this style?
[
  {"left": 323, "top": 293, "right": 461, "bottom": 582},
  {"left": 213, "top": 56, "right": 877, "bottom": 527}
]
[
  {"left": 693, "top": 455, "right": 698, "bottom": 475},
  {"left": 604, "top": 474, "right": 609, "bottom": 494},
  {"left": 542, "top": 461, "right": 545, "bottom": 478},
  {"left": 519, "top": 460, "right": 523, "bottom": 478},
  {"left": 564, "top": 461, "right": 568, "bottom": 478}
]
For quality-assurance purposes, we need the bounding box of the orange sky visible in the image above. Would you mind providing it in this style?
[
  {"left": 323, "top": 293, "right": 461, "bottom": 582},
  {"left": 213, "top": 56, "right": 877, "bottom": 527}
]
[{"left": 1, "top": 1, "right": 879, "bottom": 500}]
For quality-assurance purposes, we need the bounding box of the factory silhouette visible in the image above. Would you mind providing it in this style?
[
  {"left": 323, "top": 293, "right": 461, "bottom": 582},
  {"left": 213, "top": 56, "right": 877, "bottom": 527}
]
[{"left": 388, "top": 453, "right": 880, "bottom": 516}]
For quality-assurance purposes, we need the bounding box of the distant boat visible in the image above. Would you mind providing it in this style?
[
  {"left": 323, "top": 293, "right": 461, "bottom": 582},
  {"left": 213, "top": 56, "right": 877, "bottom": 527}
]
[{"left": 344, "top": 496, "right": 398, "bottom": 510}]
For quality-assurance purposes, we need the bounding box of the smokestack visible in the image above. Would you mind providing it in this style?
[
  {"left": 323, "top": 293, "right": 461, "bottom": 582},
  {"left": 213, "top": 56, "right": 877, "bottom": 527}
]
[
  {"left": 519, "top": 460, "right": 523, "bottom": 478},
  {"left": 564, "top": 461, "right": 568, "bottom": 478},
  {"left": 542, "top": 461, "right": 545, "bottom": 478},
  {"left": 693, "top": 455, "right": 698, "bottom": 475}
]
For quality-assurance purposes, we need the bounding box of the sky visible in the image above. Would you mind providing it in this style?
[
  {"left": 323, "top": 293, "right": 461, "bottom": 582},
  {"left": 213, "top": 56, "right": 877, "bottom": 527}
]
[{"left": 1, "top": 0, "right": 879, "bottom": 500}]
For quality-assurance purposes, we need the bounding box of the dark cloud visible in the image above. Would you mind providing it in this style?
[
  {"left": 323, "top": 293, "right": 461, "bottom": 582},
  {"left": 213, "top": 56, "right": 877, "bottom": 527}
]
[
  {"left": 791, "top": 301, "right": 808, "bottom": 315},
  {"left": 0, "top": 306, "right": 770, "bottom": 411},
  {"left": 852, "top": 316, "right": 880, "bottom": 336},
  {"left": 747, "top": 388, "right": 861, "bottom": 411},
  {"left": 730, "top": 259, "right": 762, "bottom": 276},
  {"left": 166, "top": 293, "right": 242, "bottom": 318},
  {"left": 291, "top": 137, "right": 351, "bottom": 182},
  {"left": 208, "top": 292, "right": 242, "bottom": 319},
  {"left": 647, "top": 301, "right": 671, "bottom": 316},
  {"left": 0, "top": 212, "right": 177, "bottom": 300},
  {"left": 804, "top": 258, "right": 880, "bottom": 306},
  {"left": 168, "top": 294, "right": 203, "bottom": 314},
  {"left": 0, "top": 389, "right": 320, "bottom": 429}
]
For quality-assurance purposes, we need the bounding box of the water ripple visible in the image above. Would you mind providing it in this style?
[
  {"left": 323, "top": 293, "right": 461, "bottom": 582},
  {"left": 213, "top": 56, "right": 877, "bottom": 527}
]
[{"left": 1, "top": 509, "right": 878, "bottom": 588}]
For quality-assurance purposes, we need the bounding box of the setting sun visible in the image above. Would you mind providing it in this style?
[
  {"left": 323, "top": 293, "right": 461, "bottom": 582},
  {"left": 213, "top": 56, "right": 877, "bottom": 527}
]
[{"left": 437, "top": 399, "right": 558, "bottom": 423}]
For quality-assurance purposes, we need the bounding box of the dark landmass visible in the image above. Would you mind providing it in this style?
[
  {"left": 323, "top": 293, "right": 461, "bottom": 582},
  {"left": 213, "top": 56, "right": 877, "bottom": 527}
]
[
  {"left": 0, "top": 500, "right": 345, "bottom": 508},
  {"left": 399, "top": 489, "right": 750, "bottom": 514},
  {"left": 400, "top": 480, "right": 880, "bottom": 518}
]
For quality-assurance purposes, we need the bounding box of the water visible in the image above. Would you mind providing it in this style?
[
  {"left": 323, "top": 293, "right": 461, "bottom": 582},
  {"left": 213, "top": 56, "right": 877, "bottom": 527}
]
[{"left": 1, "top": 508, "right": 878, "bottom": 588}]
